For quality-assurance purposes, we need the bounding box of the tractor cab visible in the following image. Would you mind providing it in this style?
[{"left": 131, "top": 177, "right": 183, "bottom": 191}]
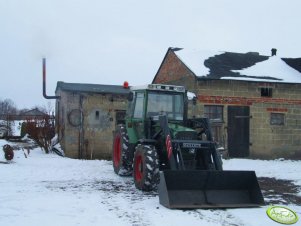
[{"left": 125, "top": 84, "right": 187, "bottom": 143}]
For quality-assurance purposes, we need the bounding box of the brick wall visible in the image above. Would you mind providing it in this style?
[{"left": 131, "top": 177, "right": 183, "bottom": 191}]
[{"left": 153, "top": 50, "right": 197, "bottom": 89}]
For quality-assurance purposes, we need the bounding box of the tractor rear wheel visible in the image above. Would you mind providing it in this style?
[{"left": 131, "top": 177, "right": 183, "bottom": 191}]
[
  {"left": 133, "top": 145, "right": 159, "bottom": 191},
  {"left": 112, "top": 125, "right": 132, "bottom": 176}
]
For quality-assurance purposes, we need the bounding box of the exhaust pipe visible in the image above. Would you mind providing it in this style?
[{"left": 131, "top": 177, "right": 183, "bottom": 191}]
[{"left": 43, "top": 58, "right": 60, "bottom": 99}]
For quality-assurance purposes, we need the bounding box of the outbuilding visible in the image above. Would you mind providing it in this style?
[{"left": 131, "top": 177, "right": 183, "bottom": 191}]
[
  {"left": 55, "top": 81, "right": 130, "bottom": 159},
  {"left": 153, "top": 47, "right": 301, "bottom": 159}
]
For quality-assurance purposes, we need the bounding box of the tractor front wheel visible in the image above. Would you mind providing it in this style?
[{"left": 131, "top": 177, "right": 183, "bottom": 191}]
[
  {"left": 133, "top": 145, "right": 159, "bottom": 191},
  {"left": 112, "top": 125, "right": 132, "bottom": 176}
]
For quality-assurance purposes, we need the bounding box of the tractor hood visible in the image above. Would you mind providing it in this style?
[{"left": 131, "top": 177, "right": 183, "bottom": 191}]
[{"left": 168, "top": 123, "right": 197, "bottom": 139}]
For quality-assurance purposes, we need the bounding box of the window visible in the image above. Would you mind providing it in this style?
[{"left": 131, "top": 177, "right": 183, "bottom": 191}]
[
  {"left": 95, "top": 111, "right": 99, "bottom": 120},
  {"left": 115, "top": 110, "right": 126, "bottom": 125},
  {"left": 204, "top": 105, "right": 223, "bottom": 122},
  {"left": 261, "top": 88, "right": 273, "bottom": 97},
  {"left": 211, "top": 124, "right": 224, "bottom": 148},
  {"left": 133, "top": 93, "right": 144, "bottom": 118},
  {"left": 147, "top": 92, "right": 184, "bottom": 120},
  {"left": 270, "top": 113, "right": 285, "bottom": 125}
]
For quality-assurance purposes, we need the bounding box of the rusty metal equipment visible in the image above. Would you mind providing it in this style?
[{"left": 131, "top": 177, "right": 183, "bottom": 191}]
[{"left": 3, "top": 144, "right": 14, "bottom": 161}]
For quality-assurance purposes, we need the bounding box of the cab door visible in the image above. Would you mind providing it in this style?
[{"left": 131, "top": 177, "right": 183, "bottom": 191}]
[{"left": 126, "top": 92, "right": 145, "bottom": 143}]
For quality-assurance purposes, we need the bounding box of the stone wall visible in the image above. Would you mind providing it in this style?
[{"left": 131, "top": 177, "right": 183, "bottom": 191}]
[
  {"left": 194, "top": 80, "right": 301, "bottom": 159},
  {"left": 56, "top": 90, "right": 128, "bottom": 159}
]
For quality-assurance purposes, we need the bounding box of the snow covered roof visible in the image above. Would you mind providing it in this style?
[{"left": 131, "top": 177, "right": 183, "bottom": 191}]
[
  {"left": 227, "top": 56, "right": 301, "bottom": 83},
  {"left": 174, "top": 49, "right": 222, "bottom": 77},
  {"left": 172, "top": 48, "right": 301, "bottom": 83}
]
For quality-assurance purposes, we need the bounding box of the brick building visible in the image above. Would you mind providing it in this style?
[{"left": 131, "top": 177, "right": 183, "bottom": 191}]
[
  {"left": 153, "top": 48, "right": 301, "bottom": 159},
  {"left": 55, "top": 82, "right": 130, "bottom": 159}
]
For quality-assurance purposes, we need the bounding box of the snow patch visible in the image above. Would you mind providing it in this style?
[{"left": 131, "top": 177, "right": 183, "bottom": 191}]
[
  {"left": 187, "top": 91, "right": 196, "bottom": 100},
  {"left": 228, "top": 56, "right": 301, "bottom": 83},
  {"left": 174, "top": 49, "right": 223, "bottom": 77}
]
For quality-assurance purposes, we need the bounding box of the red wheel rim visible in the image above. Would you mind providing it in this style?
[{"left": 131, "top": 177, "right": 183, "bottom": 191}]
[
  {"left": 113, "top": 134, "right": 121, "bottom": 167},
  {"left": 135, "top": 155, "right": 143, "bottom": 182}
]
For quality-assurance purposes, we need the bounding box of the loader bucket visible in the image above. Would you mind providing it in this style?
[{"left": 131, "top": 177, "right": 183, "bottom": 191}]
[{"left": 158, "top": 170, "right": 265, "bottom": 209}]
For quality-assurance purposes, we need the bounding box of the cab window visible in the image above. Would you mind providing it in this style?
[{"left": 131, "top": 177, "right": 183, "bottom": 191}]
[
  {"left": 147, "top": 92, "right": 183, "bottom": 120},
  {"left": 133, "top": 92, "right": 144, "bottom": 119}
]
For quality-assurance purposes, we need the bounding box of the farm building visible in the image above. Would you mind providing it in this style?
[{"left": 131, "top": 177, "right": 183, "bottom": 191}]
[
  {"left": 153, "top": 47, "right": 301, "bottom": 159},
  {"left": 18, "top": 108, "right": 49, "bottom": 120},
  {"left": 55, "top": 81, "right": 130, "bottom": 159},
  {"left": 0, "top": 108, "right": 48, "bottom": 121},
  {"left": 0, "top": 108, "right": 52, "bottom": 138}
]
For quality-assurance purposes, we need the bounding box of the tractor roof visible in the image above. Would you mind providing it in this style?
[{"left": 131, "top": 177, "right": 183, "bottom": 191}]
[{"left": 131, "top": 84, "right": 185, "bottom": 93}]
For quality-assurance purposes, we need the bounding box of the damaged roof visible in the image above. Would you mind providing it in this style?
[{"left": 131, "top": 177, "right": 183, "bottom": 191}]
[
  {"left": 56, "top": 82, "right": 130, "bottom": 95},
  {"left": 171, "top": 48, "right": 301, "bottom": 83}
]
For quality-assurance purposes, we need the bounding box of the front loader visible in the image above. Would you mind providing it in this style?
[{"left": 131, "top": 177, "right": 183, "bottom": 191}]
[{"left": 112, "top": 84, "right": 264, "bottom": 209}]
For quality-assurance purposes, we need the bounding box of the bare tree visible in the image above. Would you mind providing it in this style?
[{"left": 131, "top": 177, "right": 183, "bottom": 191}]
[
  {"left": 22, "top": 115, "right": 55, "bottom": 153},
  {"left": 33, "top": 101, "right": 54, "bottom": 115},
  {"left": 0, "top": 98, "right": 17, "bottom": 115},
  {"left": 0, "top": 99, "right": 18, "bottom": 136},
  {"left": 18, "top": 108, "right": 30, "bottom": 115}
]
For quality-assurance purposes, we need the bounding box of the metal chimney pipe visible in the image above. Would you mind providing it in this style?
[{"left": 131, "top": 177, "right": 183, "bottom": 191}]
[{"left": 43, "top": 58, "right": 60, "bottom": 99}]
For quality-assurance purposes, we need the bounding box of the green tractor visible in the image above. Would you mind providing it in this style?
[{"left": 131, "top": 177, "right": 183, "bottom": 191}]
[{"left": 112, "top": 84, "right": 264, "bottom": 208}]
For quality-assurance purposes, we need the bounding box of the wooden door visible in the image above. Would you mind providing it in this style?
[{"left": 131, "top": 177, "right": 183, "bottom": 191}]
[{"left": 227, "top": 106, "right": 250, "bottom": 157}]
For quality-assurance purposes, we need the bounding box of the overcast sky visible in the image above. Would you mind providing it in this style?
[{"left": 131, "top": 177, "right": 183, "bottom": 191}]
[{"left": 0, "top": 0, "right": 300, "bottom": 109}]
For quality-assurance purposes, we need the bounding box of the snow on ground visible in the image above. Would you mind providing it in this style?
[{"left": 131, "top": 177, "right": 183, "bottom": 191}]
[
  {"left": 0, "top": 139, "right": 300, "bottom": 226},
  {"left": 0, "top": 120, "right": 24, "bottom": 136},
  {"left": 224, "top": 158, "right": 301, "bottom": 188}
]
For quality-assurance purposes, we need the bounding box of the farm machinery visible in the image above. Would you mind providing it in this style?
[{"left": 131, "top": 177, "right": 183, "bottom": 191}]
[{"left": 112, "top": 84, "right": 264, "bottom": 208}]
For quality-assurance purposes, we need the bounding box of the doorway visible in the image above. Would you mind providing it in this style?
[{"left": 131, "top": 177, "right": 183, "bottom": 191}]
[{"left": 227, "top": 106, "right": 250, "bottom": 157}]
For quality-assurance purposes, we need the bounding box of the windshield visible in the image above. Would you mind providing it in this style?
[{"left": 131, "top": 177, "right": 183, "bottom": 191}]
[{"left": 147, "top": 92, "right": 184, "bottom": 120}]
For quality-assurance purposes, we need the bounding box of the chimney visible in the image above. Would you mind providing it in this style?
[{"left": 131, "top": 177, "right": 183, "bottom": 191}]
[
  {"left": 42, "top": 58, "right": 60, "bottom": 99},
  {"left": 271, "top": 48, "right": 277, "bottom": 56}
]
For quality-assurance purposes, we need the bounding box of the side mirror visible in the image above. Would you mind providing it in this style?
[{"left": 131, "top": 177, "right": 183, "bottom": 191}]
[{"left": 128, "top": 92, "right": 134, "bottom": 101}]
